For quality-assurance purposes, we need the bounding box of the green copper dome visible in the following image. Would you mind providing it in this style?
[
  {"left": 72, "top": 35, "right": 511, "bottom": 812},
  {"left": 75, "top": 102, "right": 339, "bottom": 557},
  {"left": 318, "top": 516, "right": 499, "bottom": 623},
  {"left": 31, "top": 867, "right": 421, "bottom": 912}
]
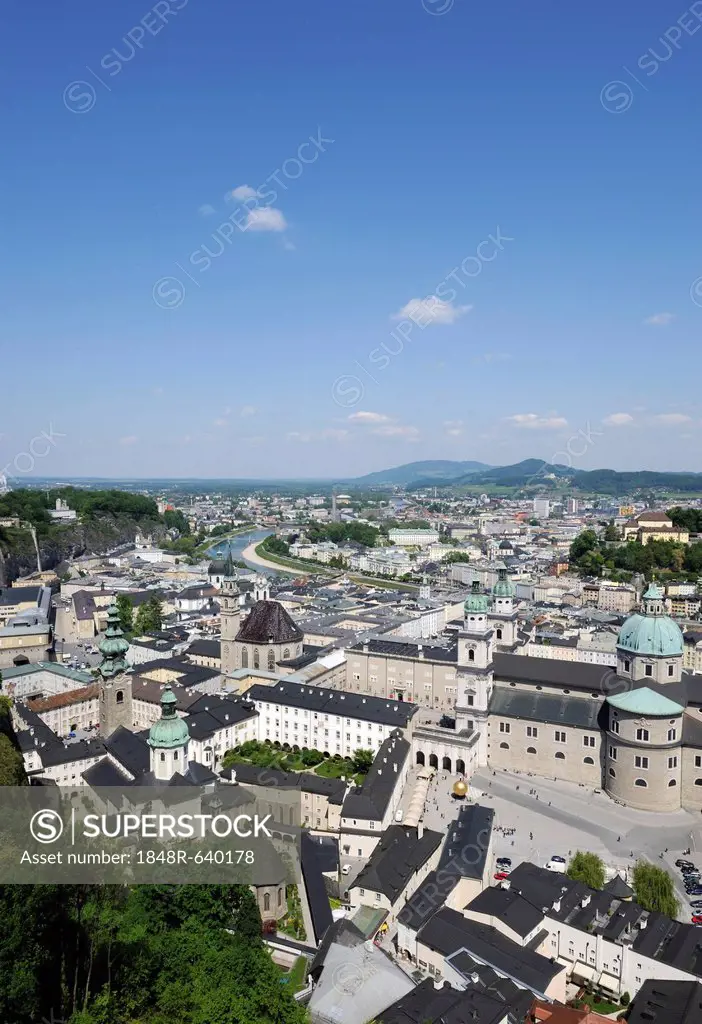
[
  {"left": 492, "top": 564, "right": 515, "bottom": 599},
  {"left": 147, "top": 685, "right": 190, "bottom": 750},
  {"left": 98, "top": 602, "right": 129, "bottom": 678},
  {"left": 464, "top": 579, "right": 490, "bottom": 614},
  {"left": 618, "top": 583, "right": 683, "bottom": 657}
]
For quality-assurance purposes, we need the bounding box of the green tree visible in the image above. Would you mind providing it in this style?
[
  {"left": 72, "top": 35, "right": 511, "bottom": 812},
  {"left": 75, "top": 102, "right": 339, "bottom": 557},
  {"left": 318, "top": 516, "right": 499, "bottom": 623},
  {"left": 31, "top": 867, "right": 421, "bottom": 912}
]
[
  {"left": 163, "top": 509, "right": 190, "bottom": 535},
  {"left": 569, "top": 530, "right": 599, "bottom": 563},
  {"left": 567, "top": 851, "right": 606, "bottom": 890},
  {"left": 134, "top": 596, "right": 163, "bottom": 633},
  {"left": 632, "top": 860, "right": 680, "bottom": 918},
  {"left": 114, "top": 594, "right": 133, "bottom": 634},
  {"left": 352, "top": 748, "right": 374, "bottom": 774},
  {"left": 0, "top": 734, "right": 25, "bottom": 786}
]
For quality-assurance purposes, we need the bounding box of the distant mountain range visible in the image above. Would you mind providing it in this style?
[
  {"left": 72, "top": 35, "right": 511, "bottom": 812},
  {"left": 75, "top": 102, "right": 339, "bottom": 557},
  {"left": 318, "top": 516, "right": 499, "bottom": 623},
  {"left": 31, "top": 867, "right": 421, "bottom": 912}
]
[
  {"left": 352, "top": 459, "right": 702, "bottom": 495},
  {"left": 351, "top": 460, "right": 492, "bottom": 487}
]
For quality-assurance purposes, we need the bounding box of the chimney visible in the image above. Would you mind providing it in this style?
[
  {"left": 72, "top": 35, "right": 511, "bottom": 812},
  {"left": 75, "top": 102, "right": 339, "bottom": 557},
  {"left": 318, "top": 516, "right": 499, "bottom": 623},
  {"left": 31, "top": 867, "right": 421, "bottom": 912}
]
[
  {"left": 394, "top": 763, "right": 398, "bottom": 773},
  {"left": 418, "top": 821, "right": 424, "bottom": 838}
]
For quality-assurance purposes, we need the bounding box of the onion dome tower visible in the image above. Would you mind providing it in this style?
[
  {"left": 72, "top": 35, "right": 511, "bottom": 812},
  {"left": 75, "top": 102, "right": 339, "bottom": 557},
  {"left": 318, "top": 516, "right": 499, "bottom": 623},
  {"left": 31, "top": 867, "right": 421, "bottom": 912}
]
[
  {"left": 456, "top": 580, "right": 494, "bottom": 766},
  {"left": 98, "top": 601, "right": 132, "bottom": 736},
  {"left": 490, "top": 562, "right": 519, "bottom": 651},
  {"left": 616, "top": 583, "right": 684, "bottom": 684},
  {"left": 147, "top": 684, "right": 190, "bottom": 780}
]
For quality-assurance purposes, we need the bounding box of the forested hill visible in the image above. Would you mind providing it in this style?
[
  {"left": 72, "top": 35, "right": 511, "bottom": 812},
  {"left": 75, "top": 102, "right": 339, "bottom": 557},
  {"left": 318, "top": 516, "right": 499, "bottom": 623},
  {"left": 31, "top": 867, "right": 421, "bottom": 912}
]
[{"left": 0, "top": 488, "right": 185, "bottom": 583}]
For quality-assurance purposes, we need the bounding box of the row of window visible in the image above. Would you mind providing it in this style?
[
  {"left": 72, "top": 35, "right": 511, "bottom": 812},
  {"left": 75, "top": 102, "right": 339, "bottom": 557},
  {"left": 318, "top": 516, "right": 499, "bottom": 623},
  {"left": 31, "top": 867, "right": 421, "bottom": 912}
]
[
  {"left": 610, "top": 722, "right": 677, "bottom": 742},
  {"left": 497, "top": 743, "right": 595, "bottom": 765},
  {"left": 498, "top": 723, "right": 596, "bottom": 746},
  {"left": 607, "top": 768, "right": 677, "bottom": 788}
]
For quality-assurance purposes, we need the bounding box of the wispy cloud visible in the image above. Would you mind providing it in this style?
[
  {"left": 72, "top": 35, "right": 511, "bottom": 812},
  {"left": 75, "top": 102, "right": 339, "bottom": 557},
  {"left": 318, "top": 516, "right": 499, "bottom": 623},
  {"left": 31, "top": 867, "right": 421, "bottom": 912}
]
[
  {"left": 444, "top": 419, "right": 464, "bottom": 436},
  {"left": 372, "top": 424, "right": 420, "bottom": 440},
  {"left": 392, "top": 295, "right": 472, "bottom": 326},
  {"left": 198, "top": 204, "right": 215, "bottom": 218},
  {"left": 348, "top": 411, "right": 391, "bottom": 424},
  {"left": 119, "top": 435, "right": 138, "bottom": 445},
  {"left": 213, "top": 418, "right": 229, "bottom": 428},
  {"left": 230, "top": 184, "right": 259, "bottom": 201},
  {"left": 603, "top": 412, "right": 634, "bottom": 427},
  {"left": 654, "top": 412, "right": 692, "bottom": 425},
  {"left": 506, "top": 413, "right": 568, "bottom": 430},
  {"left": 239, "top": 405, "right": 257, "bottom": 418},
  {"left": 245, "top": 207, "right": 287, "bottom": 232},
  {"left": 644, "top": 312, "right": 675, "bottom": 326}
]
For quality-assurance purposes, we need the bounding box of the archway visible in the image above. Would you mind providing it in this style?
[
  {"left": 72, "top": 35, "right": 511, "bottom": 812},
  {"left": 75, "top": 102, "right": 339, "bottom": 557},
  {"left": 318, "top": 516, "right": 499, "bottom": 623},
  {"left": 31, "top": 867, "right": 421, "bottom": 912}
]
[
  {"left": 456, "top": 758, "right": 465, "bottom": 775},
  {"left": 442, "top": 756, "right": 452, "bottom": 771},
  {"left": 429, "top": 753, "right": 439, "bottom": 769},
  {"left": 416, "top": 751, "right": 425, "bottom": 766}
]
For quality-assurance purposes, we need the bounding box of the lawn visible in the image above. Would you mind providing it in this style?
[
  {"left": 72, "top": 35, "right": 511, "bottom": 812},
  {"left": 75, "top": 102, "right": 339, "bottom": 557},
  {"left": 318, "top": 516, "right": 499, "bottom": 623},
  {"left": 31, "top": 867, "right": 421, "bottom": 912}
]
[{"left": 283, "top": 956, "right": 308, "bottom": 995}]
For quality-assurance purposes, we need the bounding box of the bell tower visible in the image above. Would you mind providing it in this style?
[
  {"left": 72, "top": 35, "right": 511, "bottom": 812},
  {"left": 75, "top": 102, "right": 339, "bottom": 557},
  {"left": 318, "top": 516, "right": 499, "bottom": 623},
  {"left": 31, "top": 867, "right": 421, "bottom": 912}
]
[
  {"left": 220, "top": 550, "right": 241, "bottom": 677},
  {"left": 98, "top": 601, "right": 132, "bottom": 736},
  {"left": 489, "top": 562, "right": 519, "bottom": 651},
  {"left": 456, "top": 580, "right": 494, "bottom": 766}
]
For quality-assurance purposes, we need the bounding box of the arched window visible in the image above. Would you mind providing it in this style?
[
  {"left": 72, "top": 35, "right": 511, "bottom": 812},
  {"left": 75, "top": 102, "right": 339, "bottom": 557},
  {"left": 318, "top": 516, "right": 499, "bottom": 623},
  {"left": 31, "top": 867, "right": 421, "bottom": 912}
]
[
  {"left": 583, "top": 756, "right": 594, "bottom": 765},
  {"left": 278, "top": 887, "right": 283, "bottom": 906},
  {"left": 609, "top": 767, "right": 616, "bottom": 777},
  {"left": 241, "top": 647, "right": 248, "bottom": 668},
  {"left": 264, "top": 892, "right": 270, "bottom": 912},
  {"left": 160, "top": 752, "right": 165, "bottom": 762},
  {"left": 268, "top": 648, "right": 275, "bottom": 671},
  {"left": 555, "top": 752, "right": 565, "bottom": 760},
  {"left": 283, "top": 648, "right": 290, "bottom": 659},
  {"left": 116, "top": 690, "right": 124, "bottom": 704},
  {"left": 668, "top": 779, "right": 677, "bottom": 787},
  {"left": 635, "top": 778, "right": 647, "bottom": 788},
  {"left": 468, "top": 649, "right": 475, "bottom": 662},
  {"left": 499, "top": 742, "right": 509, "bottom": 749},
  {"left": 253, "top": 648, "right": 260, "bottom": 669},
  {"left": 695, "top": 779, "right": 702, "bottom": 786},
  {"left": 496, "top": 628, "right": 503, "bottom": 640},
  {"left": 173, "top": 749, "right": 179, "bottom": 760},
  {"left": 526, "top": 746, "right": 536, "bottom": 754}
]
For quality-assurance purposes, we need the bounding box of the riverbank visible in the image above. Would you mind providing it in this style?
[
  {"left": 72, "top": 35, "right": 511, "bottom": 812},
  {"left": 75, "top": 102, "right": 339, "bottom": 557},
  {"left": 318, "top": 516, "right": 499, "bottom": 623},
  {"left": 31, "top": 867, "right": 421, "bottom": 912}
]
[{"left": 250, "top": 538, "right": 419, "bottom": 591}]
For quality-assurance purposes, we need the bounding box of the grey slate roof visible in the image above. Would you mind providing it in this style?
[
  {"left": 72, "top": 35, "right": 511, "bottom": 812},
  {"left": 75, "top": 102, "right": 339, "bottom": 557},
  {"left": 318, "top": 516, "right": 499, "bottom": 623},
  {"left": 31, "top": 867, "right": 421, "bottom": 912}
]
[
  {"left": 247, "top": 679, "right": 418, "bottom": 728},
  {"left": 466, "top": 885, "right": 545, "bottom": 938},
  {"left": 439, "top": 803, "right": 494, "bottom": 881},
  {"left": 489, "top": 685, "right": 603, "bottom": 729},
  {"left": 236, "top": 600, "right": 303, "bottom": 643},
  {"left": 419, "top": 907, "right": 562, "bottom": 996},
  {"left": 628, "top": 980, "right": 702, "bottom": 1024},
  {"left": 220, "top": 762, "right": 346, "bottom": 802},
  {"left": 342, "top": 731, "right": 409, "bottom": 820},
  {"left": 379, "top": 977, "right": 533, "bottom": 1024},
  {"left": 351, "top": 824, "right": 442, "bottom": 903}
]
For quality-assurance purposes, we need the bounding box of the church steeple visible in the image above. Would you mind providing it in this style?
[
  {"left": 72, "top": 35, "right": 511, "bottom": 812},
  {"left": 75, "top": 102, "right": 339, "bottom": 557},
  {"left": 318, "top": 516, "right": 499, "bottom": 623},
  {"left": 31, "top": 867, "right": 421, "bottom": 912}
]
[
  {"left": 98, "top": 602, "right": 129, "bottom": 678},
  {"left": 98, "top": 601, "right": 132, "bottom": 736}
]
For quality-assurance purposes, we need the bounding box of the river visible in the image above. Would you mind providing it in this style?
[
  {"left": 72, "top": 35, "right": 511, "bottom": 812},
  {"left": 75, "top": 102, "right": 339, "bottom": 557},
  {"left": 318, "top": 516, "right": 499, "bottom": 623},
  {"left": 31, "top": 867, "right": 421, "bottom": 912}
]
[{"left": 206, "top": 528, "right": 274, "bottom": 574}]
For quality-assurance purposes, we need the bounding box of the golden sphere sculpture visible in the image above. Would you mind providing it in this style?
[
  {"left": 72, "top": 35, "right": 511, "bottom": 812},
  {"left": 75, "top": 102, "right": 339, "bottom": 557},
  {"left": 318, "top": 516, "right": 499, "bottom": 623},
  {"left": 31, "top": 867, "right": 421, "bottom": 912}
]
[{"left": 452, "top": 779, "right": 468, "bottom": 798}]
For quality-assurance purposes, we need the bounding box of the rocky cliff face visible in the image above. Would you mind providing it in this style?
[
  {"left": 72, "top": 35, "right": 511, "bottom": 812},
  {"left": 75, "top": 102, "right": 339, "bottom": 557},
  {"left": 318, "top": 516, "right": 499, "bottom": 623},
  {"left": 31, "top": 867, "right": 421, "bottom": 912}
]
[{"left": 0, "top": 516, "right": 165, "bottom": 584}]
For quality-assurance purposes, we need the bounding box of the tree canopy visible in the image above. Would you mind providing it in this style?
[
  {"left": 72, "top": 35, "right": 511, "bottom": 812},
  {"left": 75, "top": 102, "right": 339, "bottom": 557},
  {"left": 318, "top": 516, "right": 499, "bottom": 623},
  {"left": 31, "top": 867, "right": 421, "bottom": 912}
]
[
  {"left": 632, "top": 861, "right": 680, "bottom": 918},
  {"left": 567, "top": 851, "right": 606, "bottom": 890}
]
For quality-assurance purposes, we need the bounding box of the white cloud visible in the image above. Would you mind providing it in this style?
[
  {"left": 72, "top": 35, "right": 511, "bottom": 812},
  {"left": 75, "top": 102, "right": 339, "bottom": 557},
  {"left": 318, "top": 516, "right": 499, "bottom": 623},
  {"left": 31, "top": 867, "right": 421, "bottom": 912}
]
[
  {"left": 348, "top": 411, "right": 392, "bottom": 424},
  {"left": 198, "top": 204, "right": 215, "bottom": 217},
  {"left": 506, "top": 414, "right": 568, "bottom": 430},
  {"left": 320, "top": 428, "right": 350, "bottom": 441},
  {"left": 231, "top": 184, "right": 259, "bottom": 201},
  {"left": 603, "top": 412, "right": 634, "bottom": 427},
  {"left": 372, "top": 424, "right": 420, "bottom": 440},
  {"left": 392, "top": 296, "right": 472, "bottom": 327},
  {"left": 239, "top": 405, "right": 257, "bottom": 418},
  {"left": 213, "top": 417, "right": 229, "bottom": 428},
  {"left": 286, "top": 431, "right": 312, "bottom": 443},
  {"left": 444, "top": 419, "right": 463, "bottom": 437},
  {"left": 283, "top": 239, "right": 296, "bottom": 251},
  {"left": 644, "top": 312, "right": 675, "bottom": 326},
  {"left": 654, "top": 413, "right": 692, "bottom": 424},
  {"left": 119, "top": 435, "right": 138, "bottom": 445},
  {"left": 244, "top": 206, "right": 287, "bottom": 232}
]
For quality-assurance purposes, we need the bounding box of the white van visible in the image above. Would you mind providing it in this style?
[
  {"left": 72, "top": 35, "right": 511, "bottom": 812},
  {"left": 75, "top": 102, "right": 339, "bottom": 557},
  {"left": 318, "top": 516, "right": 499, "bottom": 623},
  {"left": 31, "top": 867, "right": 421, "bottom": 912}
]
[{"left": 395, "top": 809, "right": 404, "bottom": 823}]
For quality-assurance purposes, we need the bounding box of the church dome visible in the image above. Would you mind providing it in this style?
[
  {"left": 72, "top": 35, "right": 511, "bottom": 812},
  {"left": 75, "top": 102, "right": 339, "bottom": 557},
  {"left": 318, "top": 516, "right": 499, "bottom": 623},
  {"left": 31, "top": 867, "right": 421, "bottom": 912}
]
[
  {"left": 617, "top": 584, "right": 683, "bottom": 657},
  {"left": 464, "top": 580, "right": 490, "bottom": 614},
  {"left": 492, "top": 563, "right": 515, "bottom": 598},
  {"left": 148, "top": 685, "right": 190, "bottom": 749}
]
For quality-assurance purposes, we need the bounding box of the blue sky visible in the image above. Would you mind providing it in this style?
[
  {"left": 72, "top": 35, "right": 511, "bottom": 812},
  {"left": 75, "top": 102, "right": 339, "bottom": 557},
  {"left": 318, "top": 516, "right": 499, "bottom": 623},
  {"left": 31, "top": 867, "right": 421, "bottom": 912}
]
[{"left": 2, "top": 0, "right": 702, "bottom": 480}]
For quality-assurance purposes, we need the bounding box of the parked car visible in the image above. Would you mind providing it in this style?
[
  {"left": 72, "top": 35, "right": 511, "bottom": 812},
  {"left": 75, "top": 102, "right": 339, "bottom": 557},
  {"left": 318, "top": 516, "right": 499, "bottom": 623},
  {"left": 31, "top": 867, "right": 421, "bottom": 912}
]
[
  {"left": 551, "top": 855, "right": 566, "bottom": 863},
  {"left": 395, "top": 810, "right": 403, "bottom": 823},
  {"left": 687, "top": 888, "right": 702, "bottom": 896},
  {"left": 690, "top": 900, "right": 702, "bottom": 908},
  {"left": 494, "top": 871, "right": 509, "bottom": 881},
  {"left": 497, "top": 858, "right": 512, "bottom": 867},
  {"left": 677, "top": 859, "right": 696, "bottom": 868},
  {"left": 341, "top": 865, "right": 351, "bottom": 876},
  {"left": 692, "top": 915, "right": 702, "bottom": 924}
]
